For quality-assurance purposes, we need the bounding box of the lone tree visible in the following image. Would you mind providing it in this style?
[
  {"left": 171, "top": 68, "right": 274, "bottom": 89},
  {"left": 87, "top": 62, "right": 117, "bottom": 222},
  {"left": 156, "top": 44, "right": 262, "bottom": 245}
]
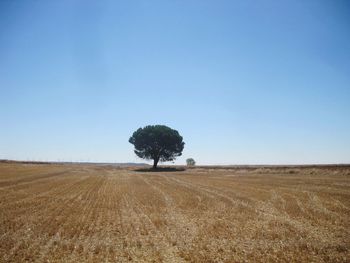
[
  {"left": 129, "top": 125, "right": 185, "bottom": 169},
  {"left": 186, "top": 158, "right": 196, "bottom": 166}
]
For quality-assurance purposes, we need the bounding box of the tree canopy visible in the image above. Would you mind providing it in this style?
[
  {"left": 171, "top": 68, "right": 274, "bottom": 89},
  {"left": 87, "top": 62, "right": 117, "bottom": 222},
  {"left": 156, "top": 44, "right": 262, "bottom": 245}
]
[
  {"left": 129, "top": 125, "right": 185, "bottom": 169},
  {"left": 186, "top": 158, "right": 196, "bottom": 166}
]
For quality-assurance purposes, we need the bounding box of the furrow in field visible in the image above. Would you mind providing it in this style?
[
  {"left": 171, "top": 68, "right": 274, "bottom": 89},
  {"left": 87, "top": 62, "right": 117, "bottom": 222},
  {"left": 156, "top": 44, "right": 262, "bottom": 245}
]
[
  {"left": 0, "top": 170, "right": 69, "bottom": 189},
  {"left": 2, "top": 172, "right": 100, "bottom": 262},
  {"left": 0, "top": 171, "right": 86, "bottom": 210},
  {"left": 134, "top": 173, "right": 198, "bottom": 262},
  {"left": 164, "top": 175, "right": 255, "bottom": 211},
  {"left": 1, "top": 165, "right": 349, "bottom": 263}
]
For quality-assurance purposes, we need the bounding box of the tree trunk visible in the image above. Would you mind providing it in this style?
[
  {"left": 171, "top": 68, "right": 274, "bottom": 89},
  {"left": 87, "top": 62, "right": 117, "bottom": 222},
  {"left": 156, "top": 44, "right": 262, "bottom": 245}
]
[{"left": 153, "top": 158, "right": 159, "bottom": 169}]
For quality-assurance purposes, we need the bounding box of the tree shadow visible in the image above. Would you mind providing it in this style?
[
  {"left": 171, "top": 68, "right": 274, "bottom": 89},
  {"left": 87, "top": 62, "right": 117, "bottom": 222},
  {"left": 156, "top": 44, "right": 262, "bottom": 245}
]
[{"left": 134, "top": 167, "right": 186, "bottom": 173}]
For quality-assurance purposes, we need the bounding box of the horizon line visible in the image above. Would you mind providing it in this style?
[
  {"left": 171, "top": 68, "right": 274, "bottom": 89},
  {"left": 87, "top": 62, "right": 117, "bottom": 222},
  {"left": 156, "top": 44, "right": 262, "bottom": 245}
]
[{"left": 1, "top": 159, "right": 350, "bottom": 167}]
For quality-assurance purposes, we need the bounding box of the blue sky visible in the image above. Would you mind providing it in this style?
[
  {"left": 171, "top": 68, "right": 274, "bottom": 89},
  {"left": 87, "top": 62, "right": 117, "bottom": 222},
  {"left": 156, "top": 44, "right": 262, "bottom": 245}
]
[{"left": 1, "top": 0, "right": 349, "bottom": 165}]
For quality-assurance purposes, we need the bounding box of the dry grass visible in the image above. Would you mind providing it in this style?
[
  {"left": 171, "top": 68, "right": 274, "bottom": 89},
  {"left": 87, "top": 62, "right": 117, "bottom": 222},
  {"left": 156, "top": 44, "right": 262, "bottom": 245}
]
[{"left": 0, "top": 163, "right": 349, "bottom": 262}]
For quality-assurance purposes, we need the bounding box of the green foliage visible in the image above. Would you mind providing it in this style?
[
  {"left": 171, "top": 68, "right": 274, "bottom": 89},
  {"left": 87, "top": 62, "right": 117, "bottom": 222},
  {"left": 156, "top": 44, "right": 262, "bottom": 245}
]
[
  {"left": 129, "top": 125, "right": 185, "bottom": 168},
  {"left": 186, "top": 158, "right": 196, "bottom": 166}
]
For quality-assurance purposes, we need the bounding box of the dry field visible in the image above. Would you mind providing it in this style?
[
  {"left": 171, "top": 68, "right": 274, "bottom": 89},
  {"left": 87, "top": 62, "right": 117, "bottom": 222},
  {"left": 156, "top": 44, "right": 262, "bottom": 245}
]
[{"left": 0, "top": 163, "right": 349, "bottom": 262}]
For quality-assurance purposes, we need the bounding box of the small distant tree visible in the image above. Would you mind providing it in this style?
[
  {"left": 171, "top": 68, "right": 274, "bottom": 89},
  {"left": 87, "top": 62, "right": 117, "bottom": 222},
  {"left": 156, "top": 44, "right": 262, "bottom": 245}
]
[
  {"left": 186, "top": 158, "right": 196, "bottom": 166},
  {"left": 129, "top": 125, "right": 185, "bottom": 169}
]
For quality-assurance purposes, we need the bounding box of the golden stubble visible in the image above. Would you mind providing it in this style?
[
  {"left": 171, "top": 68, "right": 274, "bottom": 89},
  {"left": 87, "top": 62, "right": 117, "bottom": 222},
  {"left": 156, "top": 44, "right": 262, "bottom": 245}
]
[{"left": 0, "top": 163, "right": 349, "bottom": 262}]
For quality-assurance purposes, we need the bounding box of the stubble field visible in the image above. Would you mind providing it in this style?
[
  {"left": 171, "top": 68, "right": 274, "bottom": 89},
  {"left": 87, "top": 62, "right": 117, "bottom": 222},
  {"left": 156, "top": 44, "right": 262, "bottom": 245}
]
[{"left": 0, "top": 162, "right": 349, "bottom": 262}]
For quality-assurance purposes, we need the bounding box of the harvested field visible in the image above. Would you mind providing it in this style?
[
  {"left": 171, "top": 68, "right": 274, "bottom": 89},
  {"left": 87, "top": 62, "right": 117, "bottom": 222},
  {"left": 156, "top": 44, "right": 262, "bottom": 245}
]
[{"left": 0, "top": 163, "right": 349, "bottom": 262}]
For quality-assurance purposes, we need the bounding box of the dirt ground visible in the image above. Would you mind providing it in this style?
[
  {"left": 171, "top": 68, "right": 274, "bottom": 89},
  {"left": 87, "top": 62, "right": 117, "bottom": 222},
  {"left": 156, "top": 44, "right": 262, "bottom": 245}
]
[{"left": 0, "top": 163, "right": 349, "bottom": 262}]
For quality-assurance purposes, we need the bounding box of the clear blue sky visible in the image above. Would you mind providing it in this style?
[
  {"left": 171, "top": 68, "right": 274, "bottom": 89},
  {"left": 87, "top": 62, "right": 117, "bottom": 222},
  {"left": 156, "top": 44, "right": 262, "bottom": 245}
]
[{"left": 1, "top": 0, "right": 349, "bottom": 165}]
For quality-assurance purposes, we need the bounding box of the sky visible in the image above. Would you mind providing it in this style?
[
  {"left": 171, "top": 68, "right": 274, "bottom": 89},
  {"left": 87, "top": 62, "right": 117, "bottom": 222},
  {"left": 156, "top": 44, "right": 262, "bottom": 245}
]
[{"left": 1, "top": 0, "right": 350, "bottom": 165}]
